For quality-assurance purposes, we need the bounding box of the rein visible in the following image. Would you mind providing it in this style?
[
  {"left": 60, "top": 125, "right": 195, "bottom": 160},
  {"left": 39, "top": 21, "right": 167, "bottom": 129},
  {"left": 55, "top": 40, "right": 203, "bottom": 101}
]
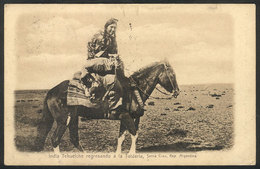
[
  {"left": 155, "top": 86, "right": 172, "bottom": 96},
  {"left": 128, "top": 64, "right": 176, "bottom": 100},
  {"left": 133, "top": 79, "right": 173, "bottom": 100}
]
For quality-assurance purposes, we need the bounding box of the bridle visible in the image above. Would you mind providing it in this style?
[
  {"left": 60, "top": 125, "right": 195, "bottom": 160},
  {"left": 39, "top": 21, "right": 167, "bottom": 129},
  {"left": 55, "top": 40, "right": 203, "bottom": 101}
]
[
  {"left": 129, "top": 63, "right": 178, "bottom": 100},
  {"left": 163, "top": 63, "right": 179, "bottom": 98}
]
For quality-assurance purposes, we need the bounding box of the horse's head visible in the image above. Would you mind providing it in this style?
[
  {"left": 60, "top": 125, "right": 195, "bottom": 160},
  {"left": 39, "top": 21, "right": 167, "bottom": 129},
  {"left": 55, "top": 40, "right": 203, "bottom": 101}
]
[{"left": 158, "top": 61, "right": 180, "bottom": 98}]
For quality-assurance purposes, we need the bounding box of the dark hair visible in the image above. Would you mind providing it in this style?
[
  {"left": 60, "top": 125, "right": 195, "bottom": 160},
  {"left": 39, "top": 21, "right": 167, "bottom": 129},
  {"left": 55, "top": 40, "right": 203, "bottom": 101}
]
[{"left": 104, "top": 18, "right": 118, "bottom": 29}]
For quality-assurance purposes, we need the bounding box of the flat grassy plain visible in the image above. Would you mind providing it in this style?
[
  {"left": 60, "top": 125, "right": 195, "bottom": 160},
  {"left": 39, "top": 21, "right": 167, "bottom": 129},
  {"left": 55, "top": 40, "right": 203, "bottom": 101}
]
[{"left": 14, "top": 84, "right": 234, "bottom": 153}]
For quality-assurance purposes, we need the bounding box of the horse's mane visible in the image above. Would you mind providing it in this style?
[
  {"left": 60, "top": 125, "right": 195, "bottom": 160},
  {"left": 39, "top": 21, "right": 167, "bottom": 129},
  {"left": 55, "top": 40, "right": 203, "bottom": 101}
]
[{"left": 130, "top": 61, "right": 165, "bottom": 79}]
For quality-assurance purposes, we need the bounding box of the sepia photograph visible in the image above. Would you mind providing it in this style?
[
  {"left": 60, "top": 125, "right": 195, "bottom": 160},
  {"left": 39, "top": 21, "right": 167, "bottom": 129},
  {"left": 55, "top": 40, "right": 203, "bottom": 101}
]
[{"left": 4, "top": 4, "right": 256, "bottom": 165}]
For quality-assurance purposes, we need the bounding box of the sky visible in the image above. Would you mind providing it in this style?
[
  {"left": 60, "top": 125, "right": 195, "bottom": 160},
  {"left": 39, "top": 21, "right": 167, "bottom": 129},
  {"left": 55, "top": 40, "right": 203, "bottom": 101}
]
[{"left": 14, "top": 5, "right": 234, "bottom": 89}]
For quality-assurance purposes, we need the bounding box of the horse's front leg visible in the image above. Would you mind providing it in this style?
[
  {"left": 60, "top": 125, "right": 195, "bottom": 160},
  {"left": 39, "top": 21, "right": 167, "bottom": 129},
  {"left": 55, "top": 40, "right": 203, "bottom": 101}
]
[
  {"left": 129, "top": 117, "right": 140, "bottom": 154},
  {"left": 129, "top": 133, "right": 138, "bottom": 154},
  {"left": 117, "top": 113, "right": 137, "bottom": 154},
  {"left": 116, "top": 130, "right": 127, "bottom": 154}
]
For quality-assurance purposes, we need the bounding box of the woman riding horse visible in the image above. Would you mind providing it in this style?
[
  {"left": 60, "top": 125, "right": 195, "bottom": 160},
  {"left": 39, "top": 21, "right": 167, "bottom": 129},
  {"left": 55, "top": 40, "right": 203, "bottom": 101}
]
[
  {"left": 34, "top": 60, "right": 180, "bottom": 153},
  {"left": 80, "top": 18, "right": 144, "bottom": 119}
]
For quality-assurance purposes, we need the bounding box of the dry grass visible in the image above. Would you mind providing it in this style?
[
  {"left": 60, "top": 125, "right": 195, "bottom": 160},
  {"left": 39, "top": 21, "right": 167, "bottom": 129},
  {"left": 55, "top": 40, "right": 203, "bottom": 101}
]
[{"left": 14, "top": 84, "right": 234, "bottom": 153}]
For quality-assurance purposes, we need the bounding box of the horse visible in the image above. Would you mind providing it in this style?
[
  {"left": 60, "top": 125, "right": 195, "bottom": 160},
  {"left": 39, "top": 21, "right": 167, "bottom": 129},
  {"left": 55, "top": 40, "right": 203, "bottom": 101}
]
[{"left": 34, "top": 60, "right": 180, "bottom": 153}]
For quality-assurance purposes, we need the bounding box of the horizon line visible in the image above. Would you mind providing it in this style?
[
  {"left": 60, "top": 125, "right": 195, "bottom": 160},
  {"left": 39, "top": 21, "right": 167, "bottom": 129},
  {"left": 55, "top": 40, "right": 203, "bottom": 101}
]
[{"left": 14, "top": 82, "right": 234, "bottom": 91}]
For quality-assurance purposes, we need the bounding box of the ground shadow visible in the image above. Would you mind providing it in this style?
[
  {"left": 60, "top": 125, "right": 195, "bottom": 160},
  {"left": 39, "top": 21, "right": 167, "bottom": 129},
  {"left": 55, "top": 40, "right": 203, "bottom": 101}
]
[
  {"left": 15, "top": 136, "right": 37, "bottom": 152},
  {"left": 137, "top": 142, "right": 224, "bottom": 152}
]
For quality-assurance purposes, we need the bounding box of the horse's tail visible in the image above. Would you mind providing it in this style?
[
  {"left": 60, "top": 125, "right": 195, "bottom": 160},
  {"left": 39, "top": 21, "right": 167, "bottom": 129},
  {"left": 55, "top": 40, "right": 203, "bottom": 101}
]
[{"left": 34, "top": 94, "right": 54, "bottom": 151}]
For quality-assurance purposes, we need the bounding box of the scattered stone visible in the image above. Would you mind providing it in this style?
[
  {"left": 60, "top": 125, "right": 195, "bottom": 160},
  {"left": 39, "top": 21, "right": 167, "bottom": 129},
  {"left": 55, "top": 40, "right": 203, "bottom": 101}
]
[
  {"left": 187, "top": 107, "right": 196, "bottom": 111},
  {"left": 177, "top": 106, "right": 184, "bottom": 109},
  {"left": 227, "top": 105, "right": 232, "bottom": 108},
  {"left": 21, "top": 100, "right": 25, "bottom": 102},
  {"left": 210, "top": 94, "right": 222, "bottom": 97},
  {"left": 16, "top": 100, "right": 20, "bottom": 102},
  {"left": 166, "top": 129, "right": 188, "bottom": 137},
  {"left": 173, "top": 108, "right": 179, "bottom": 111},
  {"left": 148, "top": 101, "right": 155, "bottom": 106},
  {"left": 37, "top": 109, "right": 42, "bottom": 114},
  {"left": 174, "top": 102, "right": 181, "bottom": 105},
  {"left": 216, "top": 97, "right": 220, "bottom": 100},
  {"left": 165, "top": 107, "right": 170, "bottom": 110},
  {"left": 206, "top": 104, "right": 214, "bottom": 108},
  {"left": 161, "top": 113, "right": 167, "bottom": 116},
  {"left": 194, "top": 97, "right": 197, "bottom": 99}
]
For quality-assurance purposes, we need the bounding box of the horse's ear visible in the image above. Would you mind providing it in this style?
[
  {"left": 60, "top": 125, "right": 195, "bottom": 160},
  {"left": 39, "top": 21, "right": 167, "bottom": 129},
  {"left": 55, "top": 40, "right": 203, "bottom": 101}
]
[{"left": 163, "top": 57, "right": 170, "bottom": 66}]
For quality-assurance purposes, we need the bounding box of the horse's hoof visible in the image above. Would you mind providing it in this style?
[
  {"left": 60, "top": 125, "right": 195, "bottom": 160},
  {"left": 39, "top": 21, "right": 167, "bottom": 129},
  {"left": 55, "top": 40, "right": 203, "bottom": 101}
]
[
  {"left": 77, "top": 146, "right": 84, "bottom": 152},
  {"left": 53, "top": 145, "right": 60, "bottom": 154},
  {"left": 128, "top": 150, "right": 136, "bottom": 154},
  {"left": 77, "top": 142, "right": 85, "bottom": 152}
]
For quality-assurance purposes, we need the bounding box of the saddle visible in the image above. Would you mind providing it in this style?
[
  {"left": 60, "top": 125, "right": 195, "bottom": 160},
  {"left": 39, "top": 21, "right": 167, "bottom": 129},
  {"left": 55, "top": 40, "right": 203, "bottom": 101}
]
[
  {"left": 67, "top": 79, "right": 100, "bottom": 108},
  {"left": 67, "top": 77, "right": 144, "bottom": 119},
  {"left": 67, "top": 73, "right": 121, "bottom": 110}
]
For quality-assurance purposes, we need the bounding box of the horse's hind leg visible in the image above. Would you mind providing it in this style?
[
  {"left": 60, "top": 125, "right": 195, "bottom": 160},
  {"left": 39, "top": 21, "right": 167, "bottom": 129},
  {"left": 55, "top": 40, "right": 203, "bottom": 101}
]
[
  {"left": 34, "top": 98, "right": 54, "bottom": 151},
  {"left": 69, "top": 107, "right": 84, "bottom": 152},
  {"left": 52, "top": 122, "right": 67, "bottom": 153},
  {"left": 47, "top": 96, "right": 69, "bottom": 153},
  {"left": 35, "top": 116, "right": 54, "bottom": 151}
]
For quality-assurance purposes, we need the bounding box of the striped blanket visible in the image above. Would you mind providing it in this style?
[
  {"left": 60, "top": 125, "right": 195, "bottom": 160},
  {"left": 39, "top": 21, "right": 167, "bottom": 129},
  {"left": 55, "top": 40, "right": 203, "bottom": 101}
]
[{"left": 67, "top": 80, "right": 99, "bottom": 108}]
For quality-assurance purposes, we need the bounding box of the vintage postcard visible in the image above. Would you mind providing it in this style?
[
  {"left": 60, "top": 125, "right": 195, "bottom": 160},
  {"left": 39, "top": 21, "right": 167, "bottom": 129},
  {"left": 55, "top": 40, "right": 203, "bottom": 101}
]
[{"left": 4, "top": 4, "right": 256, "bottom": 165}]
